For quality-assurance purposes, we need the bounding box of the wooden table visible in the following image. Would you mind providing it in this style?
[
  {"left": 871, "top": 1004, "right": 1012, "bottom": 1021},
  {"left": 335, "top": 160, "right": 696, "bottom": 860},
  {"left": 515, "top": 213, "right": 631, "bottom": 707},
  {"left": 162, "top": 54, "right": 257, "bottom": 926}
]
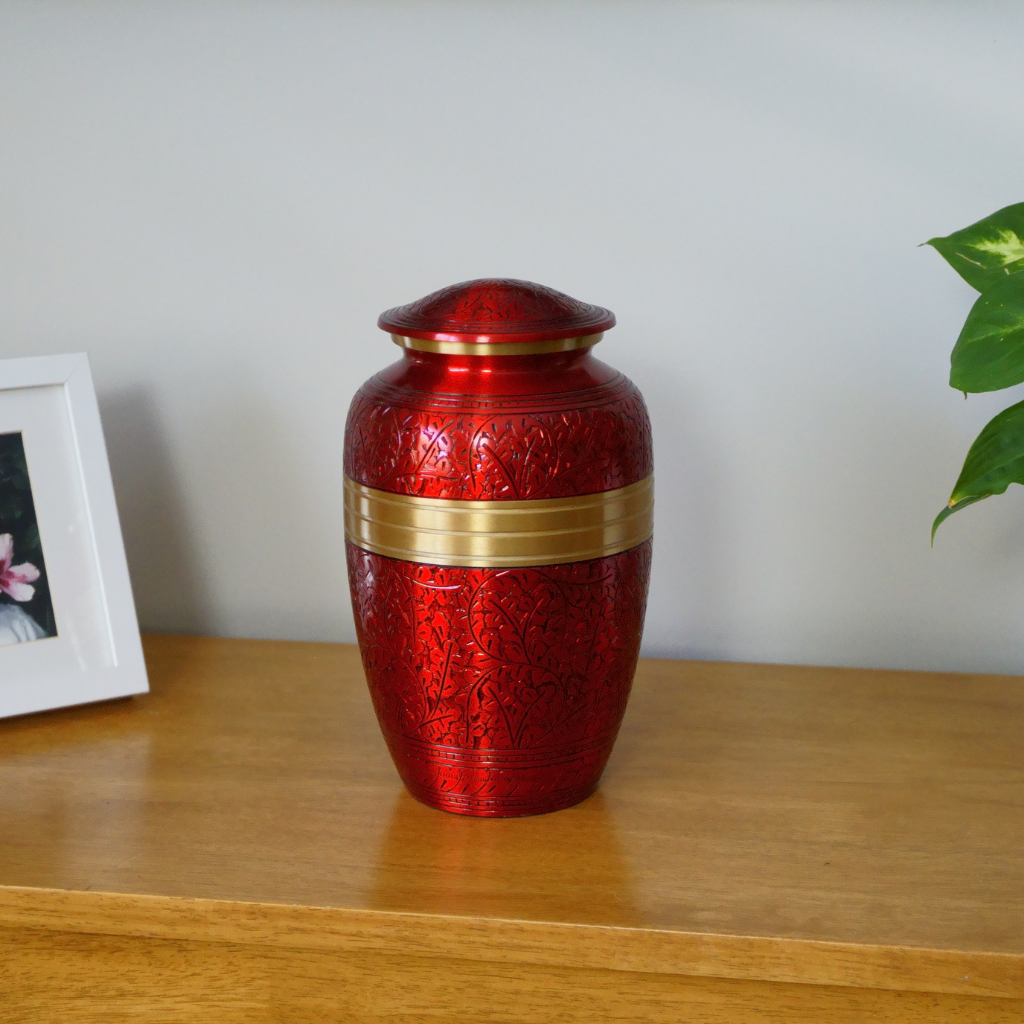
[{"left": 1, "top": 636, "right": 1022, "bottom": 1022}]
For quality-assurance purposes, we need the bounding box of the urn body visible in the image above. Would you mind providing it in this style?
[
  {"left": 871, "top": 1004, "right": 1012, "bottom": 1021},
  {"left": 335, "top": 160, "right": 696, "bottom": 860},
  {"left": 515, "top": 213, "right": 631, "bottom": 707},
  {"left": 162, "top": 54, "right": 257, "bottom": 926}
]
[{"left": 344, "top": 280, "right": 652, "bottom": 816}]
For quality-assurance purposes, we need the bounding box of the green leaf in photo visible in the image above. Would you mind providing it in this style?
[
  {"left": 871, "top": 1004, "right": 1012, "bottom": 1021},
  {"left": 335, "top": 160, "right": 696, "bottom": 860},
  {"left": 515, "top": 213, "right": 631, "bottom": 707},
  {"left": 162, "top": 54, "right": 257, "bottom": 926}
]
[
  {"left": 949, "top": 272, "right": 1024, "bottom": 393},
  {"left": 933, "top": 398, "right": 1024, "bottom": 539},
  {"left": 927, "top": 202, "right": 1024, "bottom": 293}
]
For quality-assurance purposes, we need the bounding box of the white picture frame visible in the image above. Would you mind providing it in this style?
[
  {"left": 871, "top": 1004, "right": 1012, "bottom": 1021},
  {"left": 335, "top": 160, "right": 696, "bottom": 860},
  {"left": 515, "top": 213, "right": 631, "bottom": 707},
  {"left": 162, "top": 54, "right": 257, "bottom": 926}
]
[{"left": 0, "top": 353, "right": 147, "bottom": 717}]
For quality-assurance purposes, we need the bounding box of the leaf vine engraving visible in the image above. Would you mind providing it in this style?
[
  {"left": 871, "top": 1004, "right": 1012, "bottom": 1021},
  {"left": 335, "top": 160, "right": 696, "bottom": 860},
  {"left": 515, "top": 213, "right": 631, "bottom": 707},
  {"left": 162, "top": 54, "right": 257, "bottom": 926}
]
[
  {"left": 347, "top": 542, "right": 651, "bottom": 755},
  {"left": 345, "top": 380, "right": 653, "bottom": 500}
]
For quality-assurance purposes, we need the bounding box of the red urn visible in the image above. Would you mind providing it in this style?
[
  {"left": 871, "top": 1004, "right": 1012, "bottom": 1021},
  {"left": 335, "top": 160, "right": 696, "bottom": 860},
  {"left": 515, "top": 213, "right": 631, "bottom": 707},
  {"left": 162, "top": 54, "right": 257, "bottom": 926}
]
[{"left": 344, "top": 279, "right": 653, "bottom": 816}]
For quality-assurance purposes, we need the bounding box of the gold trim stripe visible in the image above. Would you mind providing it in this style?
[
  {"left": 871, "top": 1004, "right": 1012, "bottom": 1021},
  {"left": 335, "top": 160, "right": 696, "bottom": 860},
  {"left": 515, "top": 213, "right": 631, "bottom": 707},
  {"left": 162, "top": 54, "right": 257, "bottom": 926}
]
[
  {"left": 344, "top": 475, "right": 653, "bottom": 568},
  {"left": 391, "top": 333, "right": 603, "bottom": 356}
]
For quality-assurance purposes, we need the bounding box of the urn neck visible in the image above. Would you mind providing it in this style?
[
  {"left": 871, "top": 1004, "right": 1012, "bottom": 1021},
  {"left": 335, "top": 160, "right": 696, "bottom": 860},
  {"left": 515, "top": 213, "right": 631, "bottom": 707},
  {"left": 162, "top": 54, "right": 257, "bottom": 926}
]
[
  {"left": 389, "top": 332, "right": 603, "bottom": 356},
  {"left": 377, "top": 345, "right": 621, "bottom": 398}
]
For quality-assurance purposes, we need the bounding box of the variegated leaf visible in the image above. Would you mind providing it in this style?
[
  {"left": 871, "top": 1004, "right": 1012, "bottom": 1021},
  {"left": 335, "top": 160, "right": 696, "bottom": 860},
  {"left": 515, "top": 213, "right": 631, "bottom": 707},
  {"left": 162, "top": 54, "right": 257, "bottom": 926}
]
[{"left": 927, "top": 202, "right": 1024, "bottom": 292}]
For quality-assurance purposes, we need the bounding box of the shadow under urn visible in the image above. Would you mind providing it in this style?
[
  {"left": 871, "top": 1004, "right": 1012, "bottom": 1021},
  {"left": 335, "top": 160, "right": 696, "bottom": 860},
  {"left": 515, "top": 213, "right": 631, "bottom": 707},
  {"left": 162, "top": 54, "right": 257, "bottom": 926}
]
[{"left": 344, "top": 279, "right": 653, "bottom": 816}]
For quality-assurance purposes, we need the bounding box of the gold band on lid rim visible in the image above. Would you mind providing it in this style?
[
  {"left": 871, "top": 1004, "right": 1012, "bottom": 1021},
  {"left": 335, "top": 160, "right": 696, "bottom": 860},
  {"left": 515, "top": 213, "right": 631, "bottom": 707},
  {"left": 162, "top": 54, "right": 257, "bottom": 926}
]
[
  {"left": 391, "top": 333, "right": 604, "bottom": 356},
  {"left": 344, "top": 475, "right": 653, "bottom": 568}
]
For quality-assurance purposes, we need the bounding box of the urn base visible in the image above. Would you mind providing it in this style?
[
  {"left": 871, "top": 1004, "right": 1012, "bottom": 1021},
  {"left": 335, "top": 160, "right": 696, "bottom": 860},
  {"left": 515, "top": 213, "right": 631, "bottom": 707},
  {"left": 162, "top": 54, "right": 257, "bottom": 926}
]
[{"left": 383, "top": 731, "right": 616, "bottom": 817}]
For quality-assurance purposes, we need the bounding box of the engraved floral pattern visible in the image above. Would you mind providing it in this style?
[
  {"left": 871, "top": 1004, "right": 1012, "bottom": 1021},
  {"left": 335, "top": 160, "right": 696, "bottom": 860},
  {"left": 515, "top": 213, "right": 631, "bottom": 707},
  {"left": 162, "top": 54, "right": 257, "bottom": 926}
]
[
  {"left": 347, "top": 542, "right": 651, "bottom": 813},
  {"left": 345, "top": 378, "right": 652, "bottom": 500}
]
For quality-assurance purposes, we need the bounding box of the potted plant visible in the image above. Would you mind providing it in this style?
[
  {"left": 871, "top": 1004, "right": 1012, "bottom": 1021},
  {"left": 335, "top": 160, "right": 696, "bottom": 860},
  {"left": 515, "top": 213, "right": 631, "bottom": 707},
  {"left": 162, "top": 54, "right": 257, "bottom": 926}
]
[{"left": 928, "top": 202, "right": 1024, "bottom": 538}]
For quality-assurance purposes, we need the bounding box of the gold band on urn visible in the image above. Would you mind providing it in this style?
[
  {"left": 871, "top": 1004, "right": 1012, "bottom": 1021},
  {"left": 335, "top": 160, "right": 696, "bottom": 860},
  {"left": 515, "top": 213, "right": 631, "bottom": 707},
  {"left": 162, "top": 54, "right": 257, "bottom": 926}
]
[
  {"left": 391, "top": 333, "right": 604, "bottom": 356},
  {"left": 344, "top": 475, "right": 654, "bottom": 568}
]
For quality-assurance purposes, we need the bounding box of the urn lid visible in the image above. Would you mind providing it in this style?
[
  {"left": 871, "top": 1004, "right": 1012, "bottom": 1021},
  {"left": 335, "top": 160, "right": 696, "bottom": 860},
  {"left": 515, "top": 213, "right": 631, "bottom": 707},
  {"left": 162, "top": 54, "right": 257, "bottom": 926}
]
[{"left": 378, "top": 278, "right": 615, "bottom": 345}]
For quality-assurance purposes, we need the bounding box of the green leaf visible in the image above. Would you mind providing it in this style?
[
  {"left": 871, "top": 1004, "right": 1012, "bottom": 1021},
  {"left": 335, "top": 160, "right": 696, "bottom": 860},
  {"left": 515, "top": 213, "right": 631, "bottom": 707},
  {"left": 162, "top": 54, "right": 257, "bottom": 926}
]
[
  {"left": 933, "top": 398, "right": 1024, "bottom": 538},
  {"left": 931, "top": 494, "right": 987, "bottom": 543},
  {"left": 927, "top": 202, "right": 1024, "bottom": 292},
  {"left": 949, "top": 272, "right": 1024, "bottom": 392}
]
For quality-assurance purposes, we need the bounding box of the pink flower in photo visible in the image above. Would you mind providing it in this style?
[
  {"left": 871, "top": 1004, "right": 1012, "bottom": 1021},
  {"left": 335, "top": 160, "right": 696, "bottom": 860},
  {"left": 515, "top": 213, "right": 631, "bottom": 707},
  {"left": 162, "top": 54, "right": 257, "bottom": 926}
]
[{"left": 0, "top": 533, "right": 40, "bottom": 602}]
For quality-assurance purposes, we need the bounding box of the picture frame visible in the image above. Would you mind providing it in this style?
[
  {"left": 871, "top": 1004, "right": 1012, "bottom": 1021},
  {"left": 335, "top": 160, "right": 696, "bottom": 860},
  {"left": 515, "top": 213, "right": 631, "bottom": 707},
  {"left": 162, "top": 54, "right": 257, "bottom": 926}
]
[{"left": 0, "top": 353, "right": 147, "bottom": 718}]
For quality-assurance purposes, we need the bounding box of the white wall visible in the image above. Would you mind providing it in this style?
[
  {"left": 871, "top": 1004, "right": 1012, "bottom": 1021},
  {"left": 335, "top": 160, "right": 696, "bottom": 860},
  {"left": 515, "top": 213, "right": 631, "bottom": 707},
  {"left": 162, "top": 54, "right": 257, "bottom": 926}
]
[{"left": 2, "top": 0, "right": 1024, "bottom": 673}]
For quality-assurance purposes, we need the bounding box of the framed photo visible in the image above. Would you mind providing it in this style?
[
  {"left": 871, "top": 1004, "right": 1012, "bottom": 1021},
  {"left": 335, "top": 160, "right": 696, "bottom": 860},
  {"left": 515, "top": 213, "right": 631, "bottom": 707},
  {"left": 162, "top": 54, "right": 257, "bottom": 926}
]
[{"left": 0, "top": 353, "right": 147, "bottom": 718}]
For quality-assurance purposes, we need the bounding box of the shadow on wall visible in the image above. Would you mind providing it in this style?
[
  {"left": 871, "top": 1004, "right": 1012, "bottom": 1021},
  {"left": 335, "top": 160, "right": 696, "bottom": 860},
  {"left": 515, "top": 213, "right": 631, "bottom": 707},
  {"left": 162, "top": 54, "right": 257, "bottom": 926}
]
[
  {"left": 188, "top": 384, "right": 350, "bottom": 642},
  {"left": 98, "top": 386, "right": 211, "bottom": 635},
  {"left": 640, "top": 372, "right": 730, "bottom": 662}
]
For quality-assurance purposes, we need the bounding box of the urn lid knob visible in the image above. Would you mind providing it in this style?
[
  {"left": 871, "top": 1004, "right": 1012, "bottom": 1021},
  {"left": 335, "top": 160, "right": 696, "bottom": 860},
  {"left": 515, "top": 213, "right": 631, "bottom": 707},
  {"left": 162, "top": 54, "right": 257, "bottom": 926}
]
[{"left": 378, "top": 278, "right": 615, "bottom": 345}]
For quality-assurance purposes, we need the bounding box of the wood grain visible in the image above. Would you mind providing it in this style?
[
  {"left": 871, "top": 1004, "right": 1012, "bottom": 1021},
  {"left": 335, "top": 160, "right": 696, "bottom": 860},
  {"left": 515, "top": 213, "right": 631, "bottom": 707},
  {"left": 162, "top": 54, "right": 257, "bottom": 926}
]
[
  {"left": 3, "top": 926, "right": 1022, "bottom": 1024},
  {"left": 1, "top": 635, "right": 1022, "bottom": 1019}
]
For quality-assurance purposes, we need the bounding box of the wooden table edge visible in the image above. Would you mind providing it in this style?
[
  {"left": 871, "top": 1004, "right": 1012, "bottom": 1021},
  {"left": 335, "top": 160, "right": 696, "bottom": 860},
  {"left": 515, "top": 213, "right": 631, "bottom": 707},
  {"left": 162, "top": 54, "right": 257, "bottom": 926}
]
[{"left": 1, "top": 885, "right": 1020, "bottom": 1000}]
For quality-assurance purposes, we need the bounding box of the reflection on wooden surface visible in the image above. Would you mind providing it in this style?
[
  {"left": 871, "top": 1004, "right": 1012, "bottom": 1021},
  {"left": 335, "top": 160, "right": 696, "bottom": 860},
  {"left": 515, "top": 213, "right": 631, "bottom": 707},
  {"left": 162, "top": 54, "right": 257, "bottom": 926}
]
[
  {"left": 0, "top": 635, "right": 1021, "bottom": 956},
  {"left": 1, "top": 732, "right": 150, "bottom": 893},
  {"left": 0, "top": 637, "right": 397, "bottom": 907},
  {"left": 370, "top": 789, "right": 640, "bottom": 926},
  {"left": 608, "top": 658, "right": 1024, "bottom": 950}
]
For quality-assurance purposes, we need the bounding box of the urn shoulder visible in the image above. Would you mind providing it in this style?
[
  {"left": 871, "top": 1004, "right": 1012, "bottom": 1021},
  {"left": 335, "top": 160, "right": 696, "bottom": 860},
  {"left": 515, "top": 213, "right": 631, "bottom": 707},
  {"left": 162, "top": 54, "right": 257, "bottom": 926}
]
[{"left": 344, "top": 280, "right": 651, "bottom": 502}]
